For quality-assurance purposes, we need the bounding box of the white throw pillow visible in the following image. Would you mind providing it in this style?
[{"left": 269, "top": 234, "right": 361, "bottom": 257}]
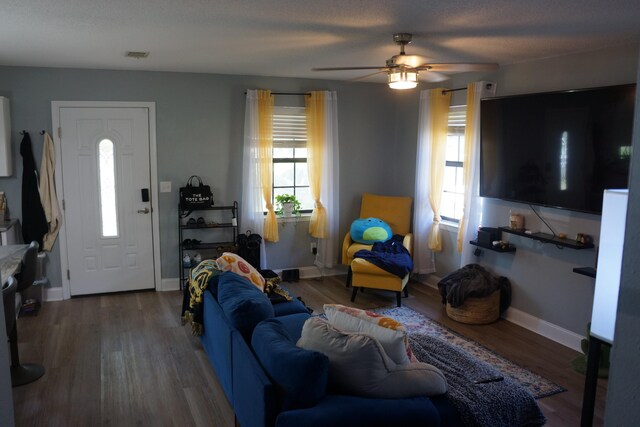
[{"left": 324, "top": 304, "right": 411, "bottom": 365}]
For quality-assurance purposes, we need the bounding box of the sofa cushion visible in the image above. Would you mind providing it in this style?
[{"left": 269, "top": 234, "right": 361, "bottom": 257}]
[
  {"left": 273, "top": 297, "right": 310, "bottom": 317},
  {"left": 252, "top": 318, "right": 329, "bottom": 410},
  {"left": 275, "top": 312, "right": 312, "bottom": 342},
  {"left": 297, "top": 317, "right": 447, "bottom": 399},
  {"left": 216, "top": 252, "right": 266, "bottom": 290},
  {"left": 324, "top": 304, "right": 412, "bottom": 365},
  {"left": 218, "top": 271, "right": 274, "bottom": 340}
]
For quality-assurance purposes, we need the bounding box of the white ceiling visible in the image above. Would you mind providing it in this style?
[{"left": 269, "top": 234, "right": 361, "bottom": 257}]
[{"left": 1, "top": 0, "right": 640, "bottom": 84}]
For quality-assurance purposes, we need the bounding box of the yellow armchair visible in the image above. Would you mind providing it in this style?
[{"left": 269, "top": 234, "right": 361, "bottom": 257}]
[{"left": 342, "top": 193, "right": 413, "bottom": 306}]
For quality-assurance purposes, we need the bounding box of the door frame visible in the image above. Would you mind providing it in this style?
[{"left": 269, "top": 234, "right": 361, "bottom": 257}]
[{"left": 51, "top": 101, "right": 161, "bottom": 300}]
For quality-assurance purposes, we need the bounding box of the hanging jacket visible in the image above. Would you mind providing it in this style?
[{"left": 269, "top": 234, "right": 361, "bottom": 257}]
[
  {"left": 39, "top": 132, "right": 61, "bottom": 251},
  {"left": 20, "top": 132, "right": 48, "bottom": 248}
]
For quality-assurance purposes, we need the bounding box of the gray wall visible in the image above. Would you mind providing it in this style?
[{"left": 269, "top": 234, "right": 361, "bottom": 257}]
[
  {"left": 605, "top": 46, "right": 640, "bottom": 425},
  {"left": 0, "top": 67, "right": 399, "bottom": 286},
  {"left": 393, "top": 42, "right": 639, "bottom": 335},
  {"left": 0, "top": 42, "right": 637, "bottom": 337}
]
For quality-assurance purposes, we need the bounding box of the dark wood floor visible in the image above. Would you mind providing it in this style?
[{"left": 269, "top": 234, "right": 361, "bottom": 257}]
[{"left": 11, "top": 275, "right": 606, "bottom": 426}]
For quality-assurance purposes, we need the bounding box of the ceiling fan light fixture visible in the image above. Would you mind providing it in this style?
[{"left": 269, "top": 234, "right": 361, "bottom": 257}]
[{"left": 388, "top": 69, "right": 418, "bottom": 90}]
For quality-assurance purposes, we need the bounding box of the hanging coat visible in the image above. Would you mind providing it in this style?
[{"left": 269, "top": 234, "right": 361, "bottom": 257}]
[
  {"left": 39, "top": 132, "right": 61, "bottom": 251},
  {"left": 20, "top": 132, "right": 48, "bottom": 248}
]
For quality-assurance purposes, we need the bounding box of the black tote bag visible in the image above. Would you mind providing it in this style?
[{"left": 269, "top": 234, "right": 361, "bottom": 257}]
[{"left": 180, "top": 175, "right": 213, "bottom": 209}]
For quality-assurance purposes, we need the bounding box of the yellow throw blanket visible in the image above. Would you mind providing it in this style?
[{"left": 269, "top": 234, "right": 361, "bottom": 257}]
[{"left": 181, "top": 259, "right": 221, "bottom": 335}]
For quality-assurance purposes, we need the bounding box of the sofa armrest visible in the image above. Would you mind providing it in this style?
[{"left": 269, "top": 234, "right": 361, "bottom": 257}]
[
  {"left": 341, "top": 231, "right": 353, "bottom": 265},
  {"left": 232, "top": 330, "right": 279, "bottom": 427},
  {"left": 403, "top": 233, "right": 413, "bottom": 258}
]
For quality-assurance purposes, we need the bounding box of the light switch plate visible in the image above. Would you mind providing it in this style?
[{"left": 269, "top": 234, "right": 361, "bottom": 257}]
[{"left": 160, "top": 181, "right": 172, "bottom": 193}]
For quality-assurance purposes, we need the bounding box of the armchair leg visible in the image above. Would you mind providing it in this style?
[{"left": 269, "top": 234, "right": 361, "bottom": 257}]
[
  {"left": 351, "top": 286, "right": 358, "bottom": 303},
  {"left": 396, "top": 291, "right": 402, "bottom": 307},
  {"left": 346, "top": 266, "right": 352, "bottom": 288},
  {"left": 403, "top": 287, "right": 409, "bottom": 298}
]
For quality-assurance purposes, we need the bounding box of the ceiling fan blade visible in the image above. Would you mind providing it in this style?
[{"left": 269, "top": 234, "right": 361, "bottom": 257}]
[
  {"left": 416, "top": 63, "right": 500, "bottom": 72},
  {"left": 348, "top": 70, "right": 389, "bottom": 82},
  {"left": 419, "top": 71, "right": 450, "bottom": 83},
  {"left": 312, "top": 66, "right": 388, "bottom": 71},
  {"left": 391, "top": 54, "right": 430, "bottom": 68}
]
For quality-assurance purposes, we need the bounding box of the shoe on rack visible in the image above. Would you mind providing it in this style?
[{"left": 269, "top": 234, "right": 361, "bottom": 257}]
[
  {"left": 193, "top": 253, "right": 202, "bottom": 265},
  {"left": 183, "top": 254, "right": 192, "bottom": 268}
]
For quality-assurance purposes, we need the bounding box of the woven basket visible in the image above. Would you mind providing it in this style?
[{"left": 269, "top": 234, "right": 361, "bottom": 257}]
[{"left": 446, "top": 290, "right": 500, "bottom": 325}]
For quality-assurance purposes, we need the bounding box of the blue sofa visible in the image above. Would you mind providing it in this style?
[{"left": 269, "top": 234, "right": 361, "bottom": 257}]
[{"left": 200, "top": 271, "right": 461, "bottom": 427}]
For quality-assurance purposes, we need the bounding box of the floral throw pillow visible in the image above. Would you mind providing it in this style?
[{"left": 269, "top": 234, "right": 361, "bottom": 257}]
[
  {"left": 323, "top": 304, "right": 416, "bottom": 365},
  {"left": 216, "top": 252, "right": 265, "bottom": 291}
]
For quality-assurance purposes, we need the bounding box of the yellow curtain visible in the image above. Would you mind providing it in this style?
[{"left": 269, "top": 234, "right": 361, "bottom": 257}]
[
  {"left": 427, "top": 89, "right": 452, "bottom": 251},
  {"left": 257, "top": 90, "right": 278, "bottom": 242},
  {"left": 306, "top": 91, "right": 328, "bottom": 238},
  {"left": 457, "top": 82, "right": 479, "bottom": 252}
]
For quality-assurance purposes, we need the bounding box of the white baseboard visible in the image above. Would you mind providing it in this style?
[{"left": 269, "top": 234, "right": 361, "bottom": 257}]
[
  {"left": 159, "top": 278, "right": 180, "bottom": 292},
  {"left": 502, "top": 307, "right": 583, "bottom": 352},
  {"left": 418, "top": 274, "right": 584, "bottom": 352},
  {"left": 44, "top": 287, "right": 64, "bottom": 301}
]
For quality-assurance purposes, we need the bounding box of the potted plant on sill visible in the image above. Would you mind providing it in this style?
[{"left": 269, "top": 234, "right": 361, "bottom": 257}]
[{"left": 275, "top": 194, "right": 301, "bottom": 217}]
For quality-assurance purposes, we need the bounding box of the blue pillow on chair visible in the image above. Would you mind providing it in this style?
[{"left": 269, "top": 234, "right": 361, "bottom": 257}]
[{"left": 350, "top": 218, "right": 393, "bottom": 244}]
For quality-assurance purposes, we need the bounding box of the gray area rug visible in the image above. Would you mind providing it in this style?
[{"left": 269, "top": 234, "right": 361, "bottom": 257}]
[
  {"left": 410, "top": 333, "right": 546, "bottom": 427},
  {"left": 371, "top": 305, "right": 567, "bottom": 399}
]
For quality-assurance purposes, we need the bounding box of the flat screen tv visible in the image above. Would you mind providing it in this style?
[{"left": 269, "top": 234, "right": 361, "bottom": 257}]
[{"left": 480, "top": 84, "right": 636, "bottom": 214}]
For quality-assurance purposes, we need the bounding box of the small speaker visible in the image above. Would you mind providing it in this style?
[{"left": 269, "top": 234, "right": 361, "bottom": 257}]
[{"left": 477, "top": 227, "right": 500, "bottom": 245}]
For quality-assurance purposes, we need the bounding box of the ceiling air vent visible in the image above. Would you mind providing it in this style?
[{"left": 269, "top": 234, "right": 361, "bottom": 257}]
[{"left": 125, "top": 51, "right": 150, "bottom": 59}]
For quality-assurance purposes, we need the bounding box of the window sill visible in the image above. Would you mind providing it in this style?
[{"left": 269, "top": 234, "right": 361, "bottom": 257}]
[
  {"left": 277, "top": 214, "right": 311, "bottom": 223},
  {"left": 440, "top": 221, "right": 459, "bottom": 233}
]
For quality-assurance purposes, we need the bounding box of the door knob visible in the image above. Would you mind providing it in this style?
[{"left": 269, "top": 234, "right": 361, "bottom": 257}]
[{"left": 137, "top": 207, "right": 150, "bottom": 214}]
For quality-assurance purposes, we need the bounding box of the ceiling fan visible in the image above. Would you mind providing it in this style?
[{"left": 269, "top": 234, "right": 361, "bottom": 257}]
[{"left": 312, "top": 33, "right": 499, "bottom": 89}]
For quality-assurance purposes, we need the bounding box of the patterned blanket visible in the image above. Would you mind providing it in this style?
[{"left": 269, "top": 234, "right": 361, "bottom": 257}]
[
  {"left": 181, "top": 260, "right": 221, "bottom": 335},
  {"left": 409, "top": 333, "right": 546, "bottom": 427}
]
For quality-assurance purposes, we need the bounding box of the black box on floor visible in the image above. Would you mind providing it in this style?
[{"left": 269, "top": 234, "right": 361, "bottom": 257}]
[
  {"left": 282, "top": 269, "right": 300, "bottom": 282},
  {"left": 477, "top": 227, "right": 501, "bottom": 245}
]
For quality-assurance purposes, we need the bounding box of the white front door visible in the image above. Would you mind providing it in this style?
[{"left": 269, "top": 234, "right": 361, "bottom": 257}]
[{"left": 58, "top": 107, "right": 155, "bottom": 296}]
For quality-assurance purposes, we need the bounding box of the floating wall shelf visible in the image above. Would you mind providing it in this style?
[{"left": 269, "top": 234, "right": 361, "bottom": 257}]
[
  {"left": 498, "top": 227, "right": 594, "bottom": 250},
  {"left": 469, "top": 240, "right": 516, "bottom": 253}
]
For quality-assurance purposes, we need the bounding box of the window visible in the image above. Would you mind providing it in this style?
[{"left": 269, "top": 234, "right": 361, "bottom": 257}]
[
  {"left": 98, "top": 138, "right": 118, "bottom": 237},
  {"left": 272, "top": 106, "right": 314, "bottom": 212},
  {"left": 441, "top": 105, "right": 466, "bottom": 223}
]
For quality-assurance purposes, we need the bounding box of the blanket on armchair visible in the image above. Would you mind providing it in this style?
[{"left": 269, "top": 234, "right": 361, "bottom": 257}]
[{"left": 354, "top": 234, "right": 413, "bottom": 278}]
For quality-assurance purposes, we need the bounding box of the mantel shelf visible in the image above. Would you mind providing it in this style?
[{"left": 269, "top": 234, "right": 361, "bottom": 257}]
[{"left": 499, "top": 227, "right": 594, "bottom": 250}]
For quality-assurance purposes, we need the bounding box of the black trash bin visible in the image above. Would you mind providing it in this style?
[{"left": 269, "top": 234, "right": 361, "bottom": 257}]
[{"left": 237, "top": 231, "right": 262, "bottom": 269}]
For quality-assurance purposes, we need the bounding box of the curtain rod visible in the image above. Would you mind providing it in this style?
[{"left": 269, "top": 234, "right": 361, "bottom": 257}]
[
  {"left": 442, "top": 83, "right": 493, "bottom": 95},
  {"left": 243, "top": 91, "right": 311, "bottom": 96}
]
